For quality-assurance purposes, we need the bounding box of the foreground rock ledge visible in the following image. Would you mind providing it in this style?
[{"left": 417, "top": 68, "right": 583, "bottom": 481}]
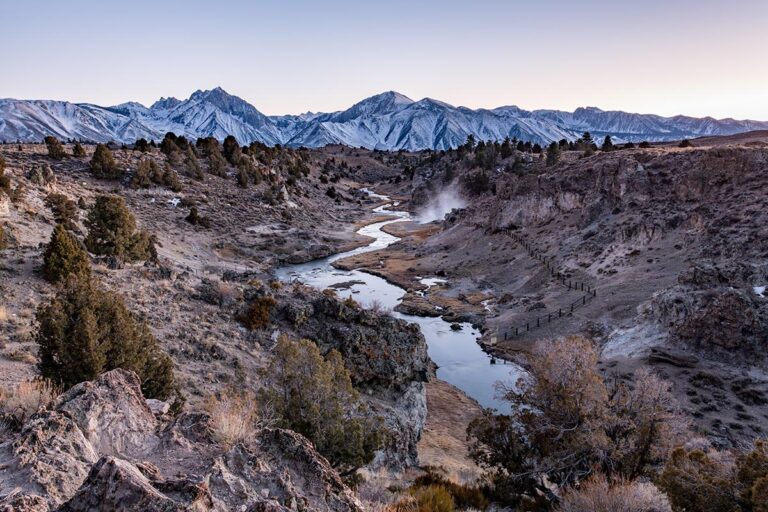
[{"left": 0, "top": 369, "right": 363, "bottom": 512}]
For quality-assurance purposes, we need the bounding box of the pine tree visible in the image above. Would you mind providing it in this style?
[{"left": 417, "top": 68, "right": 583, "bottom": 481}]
[
  {"left": 42, "top": 224, "right": 91, "bottom": 283},
  {"left": 602, "top": 135, "right": 614, "bottom": 151},
  {"left": 90, "top": 144, "right": 122, "bottom": 179}
]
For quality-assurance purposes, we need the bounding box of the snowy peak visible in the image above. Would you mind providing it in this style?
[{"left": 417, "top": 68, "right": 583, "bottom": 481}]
[
  {"left": 1, "top": 87, "right": 767, "bottom": 149},
  {"left": 150, "top": 97, "right": 182, "bottom": 111},
  {"left": 330, "top": 91, "right": 414, "bottom": 122}
]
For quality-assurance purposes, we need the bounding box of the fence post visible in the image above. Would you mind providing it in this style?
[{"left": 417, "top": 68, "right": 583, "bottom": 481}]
[
  {"left": 558, "top": 308, "right": 562, "bottom": 317},
  {"left": 504, "top": 331, "right": 508, "bottom": 340},
  {"left": 583, "top": 296, "right": 586, "bottom": 305},
  {"left": 537, "top": 318, "right": 540, "bottom": 328},
  {"left": 571, "top": 303, "right": 574, "bottom": 312},
  {"left": 515, "top": 327, "right": 518, "bottom": 336},
  {"left": 526, "top": 323, "right": 529, "bottom": 331}
]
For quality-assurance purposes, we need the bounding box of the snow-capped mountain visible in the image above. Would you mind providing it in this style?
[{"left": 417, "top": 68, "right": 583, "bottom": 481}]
[{"left": 1, "top": 88, "right": 766, "bottom": 150}]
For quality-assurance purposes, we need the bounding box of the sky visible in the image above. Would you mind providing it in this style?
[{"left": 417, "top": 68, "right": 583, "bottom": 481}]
[{"left": 1, "top": 0, "right": 767, "bottom": 119}]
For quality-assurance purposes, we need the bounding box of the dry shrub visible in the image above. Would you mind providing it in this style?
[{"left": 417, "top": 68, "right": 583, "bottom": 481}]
[
  {"left": 411, "top": 470, "right": 488, "bottom": 510},
  {"left": 557, "top": 474, "right": 671, "bottom": 512},
  {"left": 4, "top": 347, "right": 37, "bottom": 364},
  {"left": 0, "top": 306, "right": 7, "bottom": 323},
  {"left": 204, "top": 387, "right": 260, "bottom": 447},
  {"left": 215, "top": 281, "right": 239, "bottom": 307},
  {"left": 0, "top": 379, "right": 60, "bottom": 427},
  {"left": 410, "top": 485, "right": 455, "bottom": 512},
  {"left": 239, "top": 296, "right": 277, "bottom": 330},
  {"left": 383, "top": 496, "right": 418, "bottom": 512}
]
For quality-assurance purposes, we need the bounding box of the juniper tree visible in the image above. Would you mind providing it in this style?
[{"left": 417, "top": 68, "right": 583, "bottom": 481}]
[
  {"left": 84, "top": 195, "right": 156, "bottom": 263},
  {"left": 160, "top": 132, "right": 180, "bottom": 155},
  {"left": 223, "top": 135, "right": 242, "bottom": 165},
  {"left": 0, "top": 155, "right": 10, "bottom": 194},
  {"left": 45, "top": 193, "right": 78, "bottom": 229},
  {"left": 236, "top": 166, "right": 249, "bottom": 188},
  {"left": 36, "top": 276, "right": 176, "bottom": 399},
  {"left": 183, "top": 146, "right": 204, "bottom": 181},
  {"left": 261, "top": 336, "right": 384, "bottom": 476},
  {"left": 207, "top": 148, "right": 228, "bottom": 177},
  {"left": 134, "top": 138, "right": 150, "bottom": 153},
  {"left": 160, "top": 164, "right": 182, "bottom": 192},
  {"left": 42, "top": 224, "right": 91, "bottom": 283},
  {"left": 546, "top": 142, "right": 560, "bottom": 167},
  {"left": 44, "top": 136, "right": 66, "bottom": 160},
  {"left": 72, "top": 142, "right": 86, "bottom": 157},
  {"left": 130, "top": 159, "right": 157, "bottom": 188},
  {"left": 90, "top": 144, "right": 122, "bottom": 179}
]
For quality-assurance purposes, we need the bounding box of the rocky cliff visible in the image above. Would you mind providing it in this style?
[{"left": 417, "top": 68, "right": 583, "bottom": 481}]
[{"left": 0, "top": 370, "right": 364, "bottom": 511}]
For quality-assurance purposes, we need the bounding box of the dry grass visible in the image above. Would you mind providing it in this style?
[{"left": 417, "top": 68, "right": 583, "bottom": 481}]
[
  {"left": 204, "top": 387, "right": 260, "bottom": 447},
  {"left": 4, "top": 346, "right": 37, "bottom": 364},
  {"left": 0, "top": 378, "right": 60, "bottom": 426},
  {"left": 369, "top": 299, "right": 392, "bottom": 315},
  {"left": 0, "top": 306, "right": 7, "bottom": 323},
  {"left": 557, "top": 474, "right": 672, "bottom": 512}
]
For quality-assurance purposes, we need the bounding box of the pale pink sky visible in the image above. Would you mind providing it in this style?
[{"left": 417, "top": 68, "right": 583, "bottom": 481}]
[{"left": 1, "top": 0, "right": 767, "bottom": 119}]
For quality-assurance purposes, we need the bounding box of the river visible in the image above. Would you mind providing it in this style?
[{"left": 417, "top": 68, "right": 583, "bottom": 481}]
[{"left": 275, "top": 190, "right": 521, "bottom": 412}]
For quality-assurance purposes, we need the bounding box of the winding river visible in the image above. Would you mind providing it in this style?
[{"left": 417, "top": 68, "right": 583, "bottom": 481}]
[{"left": 276, "top": 191, "right": 521, "bottom": 412}]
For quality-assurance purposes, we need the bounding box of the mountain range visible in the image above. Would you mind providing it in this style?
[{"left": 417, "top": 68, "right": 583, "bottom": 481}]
[{"left": 1, "top": 87, "right": 766, "bottom": 150}]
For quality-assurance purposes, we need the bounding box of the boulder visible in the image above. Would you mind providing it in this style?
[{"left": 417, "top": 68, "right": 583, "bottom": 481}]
[
  {"left": 54, "top": 370, "right": 159, "bottom": 458},
  {"left": 0, "top": 412, "right": 96, "bottom": 507}
]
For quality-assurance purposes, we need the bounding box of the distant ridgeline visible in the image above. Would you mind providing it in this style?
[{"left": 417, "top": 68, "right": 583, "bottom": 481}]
[{"left": 1, "top": 88, "right": 767, "bottom": 149}]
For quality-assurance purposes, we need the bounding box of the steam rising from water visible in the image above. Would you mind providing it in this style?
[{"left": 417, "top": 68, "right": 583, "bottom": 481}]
[{"left": 416, "top": 187, "right": 466, "bottom": 223}]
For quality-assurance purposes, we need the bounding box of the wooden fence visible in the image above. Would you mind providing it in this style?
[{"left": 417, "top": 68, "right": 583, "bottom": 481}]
[{"left": 498, "top": 229, "right": 597, "bottom": 340}]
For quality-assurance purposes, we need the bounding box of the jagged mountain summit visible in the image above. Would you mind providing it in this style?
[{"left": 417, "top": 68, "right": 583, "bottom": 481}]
[{"left": 1, "top": 87, "right": 766, "bottom": 149}]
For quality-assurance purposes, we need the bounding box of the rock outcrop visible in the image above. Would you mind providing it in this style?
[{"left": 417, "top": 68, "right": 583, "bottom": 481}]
[
  {"left": 0, "top": 369, "right": 364, "bottom": 511},
  {"left": 648, "top": 262, "right": 768, "bottom": 360}
]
